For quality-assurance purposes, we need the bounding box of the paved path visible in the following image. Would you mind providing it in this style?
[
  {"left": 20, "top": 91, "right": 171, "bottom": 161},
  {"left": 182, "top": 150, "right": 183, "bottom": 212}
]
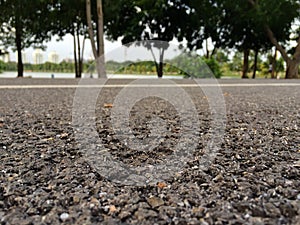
[
  {"left": 0, "top": 78, "right": 299, "bottom": 224},
  {"left": 0, "top": 78, "right": 300, "bottom": 89}
]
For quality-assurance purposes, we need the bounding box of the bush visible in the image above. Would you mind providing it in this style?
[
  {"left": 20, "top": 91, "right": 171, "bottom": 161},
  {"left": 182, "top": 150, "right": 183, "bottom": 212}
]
[
  {"left": 0, "top": 60, "right": 5, "bottom": 73},
  {"left": 202, "top": 57, "right": 223, "bottom": 78}
]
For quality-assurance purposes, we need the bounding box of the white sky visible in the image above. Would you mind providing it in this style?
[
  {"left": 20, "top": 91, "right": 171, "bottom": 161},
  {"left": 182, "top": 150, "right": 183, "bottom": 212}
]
[
  {"left": 8, "top": 34, "right": 123, "bottom": 63},
  {"left": 8, "top": 35, "right": 183, "bottom": 63}
]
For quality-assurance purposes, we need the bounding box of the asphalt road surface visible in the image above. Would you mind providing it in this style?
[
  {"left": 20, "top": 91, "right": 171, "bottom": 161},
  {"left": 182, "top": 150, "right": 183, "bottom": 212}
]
[{"left": 0, "top": 78, "right": 299, "bottom": 224}]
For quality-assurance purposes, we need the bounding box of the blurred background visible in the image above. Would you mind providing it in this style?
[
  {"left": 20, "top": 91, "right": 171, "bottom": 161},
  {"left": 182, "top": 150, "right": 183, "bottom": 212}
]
[{"left": 0, "top": 0, "right": 299, "bottom": 79}]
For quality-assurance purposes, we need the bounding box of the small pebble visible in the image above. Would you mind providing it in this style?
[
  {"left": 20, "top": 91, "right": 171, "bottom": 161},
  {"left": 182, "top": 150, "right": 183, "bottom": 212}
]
[
  {"left": 147, "top": 196, "right": 164, "bottom": 208},
  {"left": 199, "top": 218, "right": 209, "bottom": 225},
  {"left": 109, "top": 205, "right": 117, "bottom": 214},
  {"left": 103, "top": 205, "right": 110, "bottom": 212},
  {"left": 157, "top": 182, "right": 167, "bottom": 189},
  {"left": 60, "top": 212, "right": 69, "bottom": 221},
  {"left": 99, "top": 192, "right": 107, "bottom": 198}
]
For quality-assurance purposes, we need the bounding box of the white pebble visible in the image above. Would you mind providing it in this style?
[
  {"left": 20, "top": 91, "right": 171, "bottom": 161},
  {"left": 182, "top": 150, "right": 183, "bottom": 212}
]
[
  {"left": 60, "top": 212, "right": 69, "bottom": 220},
  {"left": 99, "top": 192, "right": 107, "bottom": 197}
]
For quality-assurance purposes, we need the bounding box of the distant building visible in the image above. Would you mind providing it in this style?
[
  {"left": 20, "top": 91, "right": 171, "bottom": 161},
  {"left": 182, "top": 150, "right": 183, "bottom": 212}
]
[
  {"left": 48, "top": 51, "right": 59, "bottom": 64},
  {"left": 62, "top": 58, "right": 74, "bottom": 63},
  {"left": 32, "top": 49, "right": 44, "bottom": 64},
  {"left": 0, "top": 52, "right": 10, "bottom": 63},
  {"left": 15, "top": 51, "right": 28, "bottom": 63}
]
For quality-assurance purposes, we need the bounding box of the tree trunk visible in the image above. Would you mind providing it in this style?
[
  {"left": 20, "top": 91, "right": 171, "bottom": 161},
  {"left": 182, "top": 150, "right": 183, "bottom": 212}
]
[
  {"left": 86, "top": 0, "right": 106, "bottom": 78},
  {"left": 73, "top": 31, "right": 79, "bottom": 78},
  {"left": 96, "top": 57, "right": 106, "bottom": 77},
  {"left": 264, "top": 25, "right": 300, "bottom": 79},
  {"left": 149, "top": 45, "right": 165, "bottom": 78},
  {"left": 252, "top": 49, "right": 258, "bottom": 79},
  {"left": 76, "top": 28, "right": 82, "bottom": 78},
  {"left": 96, "top": 0, "right": 106, "bottom": 78},
  {"left": 157, "top": 63, "right": 163, "bottom": 78},
  {"left": 97, "top": 0, "right": 104, "bottom": 57},
  {"left": 157, "top": 48, "right": 165, "bottom": 78},
  {"left": 15, "top": 13, "right": 23, "bottom": 77},
  {"left": 247, "top": 0, "right": 300, "bottom": 79},
  {"left": 211, "top": 46, "right": 217, "bottom": 57},
  {"left": 205, "top": 39, "right": 209, "bottom": 59},
  {"left": 242, "top": 49, "right": 249, "bottom": 78},
  {"left": 80, "top": 37, "right": 86, "bottom": 77},
  {"left": 16, "top": 31, "right": 23, "bottom": 77},
  {"left": 86, "top": 0, "right": 97, "bottom": 59},
  {"left": 285, "top": 60, "right": 299, "bottom": 79},
  {"left": 271, "top": 48, "right": 277, "bottom": 79}
]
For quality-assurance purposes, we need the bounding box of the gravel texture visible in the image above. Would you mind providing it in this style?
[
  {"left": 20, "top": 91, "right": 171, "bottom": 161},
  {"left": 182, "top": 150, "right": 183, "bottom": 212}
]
[{"left": 0, "top": 78, "right": 299, "bottom": 225}]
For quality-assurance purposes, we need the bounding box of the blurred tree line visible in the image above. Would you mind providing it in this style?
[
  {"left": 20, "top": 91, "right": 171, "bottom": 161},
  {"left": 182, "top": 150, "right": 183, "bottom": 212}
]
[
  {"left": 0, "top": 0, "right": 299, "bottom": 78},
  {"left": 0, "top": 53, "right": 286, "bottom": 79},
  {"left": 0, "top": 60, "right": 86, "bottom": 73}
]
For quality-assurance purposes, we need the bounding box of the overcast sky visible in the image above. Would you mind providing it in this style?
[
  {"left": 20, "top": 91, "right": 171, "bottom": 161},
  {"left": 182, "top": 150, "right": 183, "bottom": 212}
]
[
  {"left": 8, "top": 34, "right": 123, "bottom": 63},
  {"left": 8, "top": 35, "right": 183, "bottom": 64}
]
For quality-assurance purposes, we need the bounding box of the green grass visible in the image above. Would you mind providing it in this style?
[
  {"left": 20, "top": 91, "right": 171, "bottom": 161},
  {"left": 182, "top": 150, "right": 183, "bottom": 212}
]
[{"left": 222, "top": 69, "right": 286, "bottom": 79}]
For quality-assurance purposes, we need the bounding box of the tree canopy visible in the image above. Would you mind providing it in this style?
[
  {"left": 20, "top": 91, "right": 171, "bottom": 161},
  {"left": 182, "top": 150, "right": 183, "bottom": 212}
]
[{"left": 0, "top": 0, "right": 299, "bottom": 78}]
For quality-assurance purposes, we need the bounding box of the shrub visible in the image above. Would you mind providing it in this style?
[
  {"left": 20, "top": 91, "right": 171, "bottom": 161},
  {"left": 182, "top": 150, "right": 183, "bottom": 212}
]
[{"left": 202, "top": 57, "right": 223, "bottom": 78}]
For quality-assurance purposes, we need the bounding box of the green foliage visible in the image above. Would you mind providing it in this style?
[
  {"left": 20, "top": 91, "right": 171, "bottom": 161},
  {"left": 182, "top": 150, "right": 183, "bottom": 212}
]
[
  {"left": 214, "top": 50, "right": 229, "bottom": 64},
  {"left": 186, "top": 0, "right": 300, "bottom": 78},
  {"left": 0, "top": 0, "right": 59, "bottom": 76},
  {"left": 0, "top": 60, "right": 5, "bottom": 73},
  {"left": 45, "top": 0, "right": 87, "bottom": 38},
  {"left": 171, "top": 53, "right": 223, "bottom": 78},
  {"left": 0, "top": 60, "right": 92, "bottom": 73},
  {"left": 0, "top": 61, "right": 17, "bottom": 71},
  {"left": 105, "top": 0, "right": 191, "bottom": 77},
  {"left": 228, "top": 52, "right": 243, "bottom": 72},
  {"left": 276, "top": 58, "right": 285, "bottom": 73},
  {"left": 203, "top": 57, "right": 222, "bottom": 78},
  {"left": 106, "top": 0, "right": 189, "bottom": 43},
  {"left": 106, "top": 60, "right": 181, "bottom": 75},
  {"left": 261, "top": 56, "right": 285, "bottom": 77},
  {"left": 0, "top": 0, "right": 54, "bottom": 50},
  {"left": 0, "top": 0, "right": 299, "bottom": 78}
]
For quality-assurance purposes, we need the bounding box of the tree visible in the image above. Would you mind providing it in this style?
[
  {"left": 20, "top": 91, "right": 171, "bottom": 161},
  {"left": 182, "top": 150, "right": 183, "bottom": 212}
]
[
  {"left": 47, "top": 0, "right": 88, "bottom": 78},
  {"left": 217, "top": 0, "right": 272, "bottom": 78},
  {"left": 228, "top": 51, "right": 243, "bottom": 73},
  {"left": 214, "top": 50, "right": 229, "bottom": 64},
  {"left": 106, "top": 0, "right": 190, "bottom": 78},
  {"left": 38, "top": 0, "right": 110, "bottom": 78},
  {"left": 186, "top": 0, "right": 277, "bottom": 78},
  {"left": 86, "top": 0, "right": 106, "bottom": 78},
  {"left": 265, "top": 51, "right": 285, "bottom": 78},
  {"left": 248, "top": 0, "right": 300, "bottom": 78},
  {"left": 184, "top": 0, "right": 221, "bottom": 55},
  {"left": 0, "top": 0, "right": 54, "bottom": 77},
  {"left": 39, "top": 0, "right": 109, "bottom": 78}
]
